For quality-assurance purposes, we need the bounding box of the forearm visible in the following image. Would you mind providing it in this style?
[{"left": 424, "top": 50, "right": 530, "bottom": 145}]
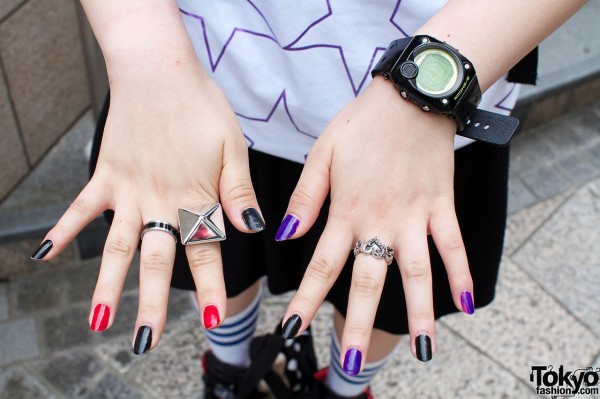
[
  {"left": 79, "top": 0, "right": 206, "bottom": 87},
  {"left": 415, "top": 0, "right": 587, "bottom": 91}
]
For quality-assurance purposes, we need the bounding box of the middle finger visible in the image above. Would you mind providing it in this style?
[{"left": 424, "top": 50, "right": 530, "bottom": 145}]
[{"left": 134, "top": 216, "right": 178, "bottom": 355}]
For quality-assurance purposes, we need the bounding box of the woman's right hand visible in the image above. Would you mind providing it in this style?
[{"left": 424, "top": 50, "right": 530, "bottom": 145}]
[{"left": 32, "top": 15, "right": 262, "bottom": 352}]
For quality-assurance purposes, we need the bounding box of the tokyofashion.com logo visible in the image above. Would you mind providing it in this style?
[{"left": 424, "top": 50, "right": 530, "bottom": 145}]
[{"left": 530, "top": 365, "right": 600, "bottom": 397}]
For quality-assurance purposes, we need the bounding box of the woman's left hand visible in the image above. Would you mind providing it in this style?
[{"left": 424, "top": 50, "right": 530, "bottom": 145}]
[{"left": 279, "top": 76, "right": 473, "bottom": 371}]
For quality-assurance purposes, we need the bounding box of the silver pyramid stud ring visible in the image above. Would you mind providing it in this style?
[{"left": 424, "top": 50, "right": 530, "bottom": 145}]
[{"left": 178, "top": 204, "right": 226, "bottom": 245}]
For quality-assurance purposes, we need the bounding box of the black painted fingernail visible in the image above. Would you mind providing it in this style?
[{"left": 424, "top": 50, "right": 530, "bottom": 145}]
[
  {"left": 275, "top": 214, "right": 299, "bottom": 241},
  {"left": 31, "top": 240, "right": 53, "bottom": 260},
  {"left": 281, "top": 314, "right": 302, "bottom": 339},
  {"left": 133, "top": 325, "right": 152, "bottom": 355},
  {"left": 242, "top": 208, "right": 265, "bottom": 232},
  {"left": 415, "top": 334, "right": 432, "bottom": 362}
]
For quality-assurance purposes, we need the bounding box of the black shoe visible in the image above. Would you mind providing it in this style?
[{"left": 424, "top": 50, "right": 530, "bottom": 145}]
[
  {"left": 201, "top": 325, "right": 319, "bottom": 399},
  {"left": 201, "top": 351, "right": 266, "bottom": 399}
]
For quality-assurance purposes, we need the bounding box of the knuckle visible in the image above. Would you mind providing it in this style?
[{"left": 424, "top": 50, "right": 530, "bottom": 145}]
[
  {"left": 141, "top": 251, "right": 172, "bottom": 273},
  {"left": 351, "top": 273, "right": 381, "bottom": 296},
  {"left": 188, "top": 248, "right": 220, "bottom": 270},
  {"left": 439, "top": 233, "right": 466, "bottom": 254},
  {"left": 290, "top": 184, "right": 315, "bottom": 210},
  {"left": 104, "top": 236, "right": 133, "bottom": 259},
  {"left": 68, "top": 197, "right": 90, "bottom": 216},
  {"left": 410, "top": 309, "right": 434, "bottom": 323},
  {"left": 196, "top": 288, "right": 223, "bottom": 304},
  {"left": 344, "top": 322, "right": 370, "bottom": 342},
  {"left": 401, "top": 259, "right": 430, "bottom": 282},
  {"left": 307, "top": 257, "right": 337, "bottom": 283},
  {"left": 222, "top": 178, "right": 256, "bottom": 203},
  {"left": 138, "top": 303, "right": 162, "bottom": 318}
]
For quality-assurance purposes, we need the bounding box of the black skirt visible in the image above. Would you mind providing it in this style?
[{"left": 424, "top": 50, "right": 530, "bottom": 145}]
[{"left": 91, "top": 97, "right": 509, "bottom": 335}]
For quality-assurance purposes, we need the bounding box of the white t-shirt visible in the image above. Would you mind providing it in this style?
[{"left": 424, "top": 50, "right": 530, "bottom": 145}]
[{"left": 177, "top": 0, "right": 520, "bottom": 163}]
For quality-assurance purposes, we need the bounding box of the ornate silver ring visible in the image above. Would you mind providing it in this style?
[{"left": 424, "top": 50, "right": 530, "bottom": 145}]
[
  {"left": 178, "top": 204, "right": 226, "bottom": 245},
  {"left": 353, "top": 237, "right": 394, "bottom": 265},
  {"left": 141, "top": 221, "right": 179, "bottom": 243}
]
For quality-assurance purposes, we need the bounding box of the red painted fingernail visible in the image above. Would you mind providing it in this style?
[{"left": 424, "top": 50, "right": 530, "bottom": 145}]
[
  {"left": 203, "top": 305, "right": 220, "bottom": 329},
  {"left": 91, "top": 304, "right": 110, "bottom": 331}
]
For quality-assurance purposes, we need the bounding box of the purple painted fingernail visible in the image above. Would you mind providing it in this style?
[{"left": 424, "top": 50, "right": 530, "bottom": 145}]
[
  {"left": 275, "top": 214, "right": 299, "bottom": 241},
  {"left": 343, "top": 347, "right": 362, "bottom": 376},
  {"left": 461, "top": 290, "right": 475, "bottom": 315}
]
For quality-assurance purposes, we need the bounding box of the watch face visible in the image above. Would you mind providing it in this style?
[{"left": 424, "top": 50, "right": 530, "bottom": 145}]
[{"left": 413, "top": 47, "right": 461, "bottom": 96}]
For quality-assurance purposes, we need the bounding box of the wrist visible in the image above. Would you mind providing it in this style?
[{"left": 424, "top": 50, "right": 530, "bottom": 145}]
[{"left": 366, "top": 76, "right": 456, "bottom": 135}]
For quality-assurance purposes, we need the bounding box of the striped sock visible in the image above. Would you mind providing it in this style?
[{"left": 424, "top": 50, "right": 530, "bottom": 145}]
[
  {"left": 200, "top": 285, "right": 262, "bottom": 367},
  {"left": 325, "top": 330, "right": 390, "bottom": 397}
]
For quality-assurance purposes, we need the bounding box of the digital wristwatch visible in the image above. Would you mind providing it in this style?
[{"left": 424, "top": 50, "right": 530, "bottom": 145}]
[{"left": 371, "top": 35, "right": 519, "bottom": 146}]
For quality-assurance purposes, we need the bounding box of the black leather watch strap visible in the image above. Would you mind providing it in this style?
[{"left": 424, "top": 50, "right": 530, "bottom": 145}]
[{"left": 456, "top": 102, "right": 519, "bottom": 146}]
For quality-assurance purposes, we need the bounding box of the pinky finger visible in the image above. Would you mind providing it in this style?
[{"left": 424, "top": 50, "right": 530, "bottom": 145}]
[{"left": 31, "top": 180, "right": 109, "bottom": 261}]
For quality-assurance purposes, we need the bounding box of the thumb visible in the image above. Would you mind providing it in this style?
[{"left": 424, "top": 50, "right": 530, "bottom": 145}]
[
  {"left": 276, "top": 139, "right": 332, "bottom": 241},
  {"left": 220, "top": 136, "right": 265, "bottom": 233}
]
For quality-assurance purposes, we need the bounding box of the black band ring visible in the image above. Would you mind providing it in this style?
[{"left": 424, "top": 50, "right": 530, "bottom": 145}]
[{"left": 141, "top": 221, "right": 179, "bottom": 243}]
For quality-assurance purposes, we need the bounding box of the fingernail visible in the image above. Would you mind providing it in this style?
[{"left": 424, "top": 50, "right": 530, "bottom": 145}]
[
  {"left": 343, "top": 347, "right": 362, "bottom": 376},
  {"left": 415, "top": 334, "right": 432, "bottom": 362},
  {"left": 203, "top": 304, "right": 220, "bottom": 329},
  {"left": 90, "top": 304, "right": 110, "bottom": 332},
  {"left": 281, "top": 314, "right": 302, "bottom": 339},
  {"left": 275, "top": 214, "right": 299, "bottom": 241},
  {"left": 31, "top": 240, "right": 53, "bottom": 260},
  {"left": 461, "top": 290, "right": 475, "bottom": 315},
  {"left": 242, "top": 208, "right": 265, "bottom": 231},
  {"left": 133, "top": 325, "right": 153, "bottom": 355}
]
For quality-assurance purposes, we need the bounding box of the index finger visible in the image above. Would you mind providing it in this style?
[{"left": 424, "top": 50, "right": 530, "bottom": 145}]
[{"left": 281, "top": 221, "right": 353, "bottom": 338}]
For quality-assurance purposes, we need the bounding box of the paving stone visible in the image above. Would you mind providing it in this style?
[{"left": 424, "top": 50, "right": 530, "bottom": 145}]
[
  {"left": 507, "top": 177, "right": 538, "bottom": 214},
  {"left": 42, "top": 306, "right": 94, "bottom": 351},
  {"left": 0, "top": 69, "right": 29, "bottom": 201},
  {"left": 372, "top": 324, "right": 534, "bottom": 398},
  {"left": 95, "top": 339, "right": 139, "bottom": 375},
  {"left": 504, "top": 190, "right": 571, "bottom": 255},
  {"left": 512, "top": 178, "right": 600, "bottom": 333},
  {"left": 0, "top": 283, "right": 8, "bottom": 321},
  {"left": 166, "top": 287, "right": 196, "bottom": 324},
  {"left": 443, "top": 259, "right": 600, "bottom": 378},
  {"left": 0, "top": 0, "right": 90, "bottom": 164},
  {"left": 126, "top": 320, "right": 205, "bottom": 399},
  {"left": 0, "top": 238, "right": 75, "bottom": 280},
  {"left": 32, "top": 351, "right": 104, "bottom": 398},
  {"left": 65, "top": 261, "right": 100, "bottom": 303},
  {"left": 0, "top": 366, "right": 55, "bottom": 399},
  {"left": 81, "top": 372, "right": 143, "bottom": 399},
  {"left": 99, "top": 294, "right": 138, "bottom": 339},
  {"left": 558, "top": 153, "right": 600, "bottom": 184},
  {"left": 0, "top": 318, "right": 39, "bottom": 367},
  {"left": 0, "top": 0, "right": 25, "bottom": 20},
  {"left": 520, "top": 164, "right": 572, "bottom": 200},
  {"left": 12, "top": 269, "right": 69, "bottom": 314},
  {"left": 588, "top": 142, "right": 600, "bottom": 169},
  {"left": 543, "top": 120, "right": 589, "bottom": 153},
  {"left": 509, "top": 131, "right": 557, "bottom": 174}
]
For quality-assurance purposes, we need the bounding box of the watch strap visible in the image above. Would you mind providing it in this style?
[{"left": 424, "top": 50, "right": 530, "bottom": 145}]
[{"left": 456, "top": 102, "right": 519, "bottom": 146}]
